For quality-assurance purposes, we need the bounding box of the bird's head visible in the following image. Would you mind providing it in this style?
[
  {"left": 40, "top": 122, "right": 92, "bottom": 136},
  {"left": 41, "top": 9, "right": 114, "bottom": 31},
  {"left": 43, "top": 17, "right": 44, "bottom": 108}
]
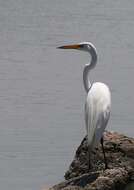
[{"left": 57, "top": 42, "right": 97, "bottom": 54}]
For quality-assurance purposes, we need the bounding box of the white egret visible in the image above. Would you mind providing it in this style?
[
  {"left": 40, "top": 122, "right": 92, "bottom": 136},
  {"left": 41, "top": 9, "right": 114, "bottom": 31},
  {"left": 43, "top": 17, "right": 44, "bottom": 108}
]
[{"left": 57, "top": 42, "right": 111, "bottom": 170}]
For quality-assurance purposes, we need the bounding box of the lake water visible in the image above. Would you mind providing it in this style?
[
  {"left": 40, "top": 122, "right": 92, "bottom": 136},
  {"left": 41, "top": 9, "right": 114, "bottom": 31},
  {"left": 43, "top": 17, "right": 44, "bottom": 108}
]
[{"left": 0, "top": 0, "right": 133, "bottom": 190}]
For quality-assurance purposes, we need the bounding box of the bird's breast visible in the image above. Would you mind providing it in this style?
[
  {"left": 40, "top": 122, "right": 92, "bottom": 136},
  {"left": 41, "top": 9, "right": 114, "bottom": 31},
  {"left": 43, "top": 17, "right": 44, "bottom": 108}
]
[{"left": 87, "top": 82, "right": 111, "bottom": 108}]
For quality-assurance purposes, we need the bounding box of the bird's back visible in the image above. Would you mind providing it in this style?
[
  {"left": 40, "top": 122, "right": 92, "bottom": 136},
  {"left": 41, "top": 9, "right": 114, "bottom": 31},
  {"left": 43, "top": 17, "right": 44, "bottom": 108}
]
[{"left": 85, "top": 82, "right": 111, "bottom": 149}]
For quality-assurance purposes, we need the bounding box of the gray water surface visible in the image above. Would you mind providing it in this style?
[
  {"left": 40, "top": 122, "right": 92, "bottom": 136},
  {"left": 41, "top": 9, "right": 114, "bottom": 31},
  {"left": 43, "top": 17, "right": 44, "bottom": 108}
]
[{"left": 0, "top": 0, "right": 134, "bottom": 190}]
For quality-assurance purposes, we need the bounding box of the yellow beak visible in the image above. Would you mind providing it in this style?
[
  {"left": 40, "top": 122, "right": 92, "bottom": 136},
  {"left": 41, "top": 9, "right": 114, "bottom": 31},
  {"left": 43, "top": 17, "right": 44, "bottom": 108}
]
[{"left": 57, "top": 44, "right": 81, "bottom": 49}]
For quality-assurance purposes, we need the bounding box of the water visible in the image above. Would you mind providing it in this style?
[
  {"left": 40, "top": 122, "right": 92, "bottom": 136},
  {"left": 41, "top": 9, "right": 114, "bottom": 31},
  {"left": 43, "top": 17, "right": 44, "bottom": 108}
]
[{"left": 0, "top": 0, "right": 133, "bottom": 189}]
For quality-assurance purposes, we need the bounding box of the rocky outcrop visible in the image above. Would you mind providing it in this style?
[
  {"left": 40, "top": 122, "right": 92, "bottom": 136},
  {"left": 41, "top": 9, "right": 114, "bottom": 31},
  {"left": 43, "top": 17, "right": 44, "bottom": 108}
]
[{"left": 50, "top": 131, "right": 134, "bottom": 190}]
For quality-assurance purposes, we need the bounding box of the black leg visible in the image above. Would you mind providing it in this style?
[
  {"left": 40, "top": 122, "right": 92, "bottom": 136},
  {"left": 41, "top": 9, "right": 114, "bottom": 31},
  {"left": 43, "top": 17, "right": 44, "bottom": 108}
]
[
  {"left": 101, "top": 137, "right": 108, "bottom": 169},
  {"left": 88, "top": 145, "right": 91, "bottom": 171}
]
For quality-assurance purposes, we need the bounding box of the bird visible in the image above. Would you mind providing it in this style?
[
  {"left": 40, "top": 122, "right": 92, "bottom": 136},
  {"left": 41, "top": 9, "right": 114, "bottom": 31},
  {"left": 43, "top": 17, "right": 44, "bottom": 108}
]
[{"left": 57, "top": 42, "right": 111, "bottom": 170}]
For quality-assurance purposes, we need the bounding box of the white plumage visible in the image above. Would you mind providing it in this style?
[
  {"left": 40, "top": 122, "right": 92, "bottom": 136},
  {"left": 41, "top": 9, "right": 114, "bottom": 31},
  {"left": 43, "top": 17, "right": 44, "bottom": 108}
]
[
  {"left": 85, "top": 82, "right": 111, "bottom": 149},
  {"left": 58, "top": 42, "right": 111, "bottom": 169}
]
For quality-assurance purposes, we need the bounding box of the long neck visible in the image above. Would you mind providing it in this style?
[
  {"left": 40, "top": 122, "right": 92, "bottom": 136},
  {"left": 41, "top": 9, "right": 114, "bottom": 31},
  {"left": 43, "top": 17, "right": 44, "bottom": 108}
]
[{"left": 83, "top": 47, "right": 97, "bottom": 93}]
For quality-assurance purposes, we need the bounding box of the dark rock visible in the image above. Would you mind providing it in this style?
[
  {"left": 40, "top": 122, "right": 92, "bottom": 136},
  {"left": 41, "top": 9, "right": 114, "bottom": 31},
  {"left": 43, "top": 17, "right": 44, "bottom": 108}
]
[{"left": 50, "top": 131, "right": 134, "bottom": 190}]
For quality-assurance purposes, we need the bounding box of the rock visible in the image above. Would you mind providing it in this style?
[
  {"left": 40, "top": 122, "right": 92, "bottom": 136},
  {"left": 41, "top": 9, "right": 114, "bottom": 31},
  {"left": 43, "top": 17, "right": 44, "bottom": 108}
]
[{"left": 50, "top": 131, "right": 134, "bottom": 190}]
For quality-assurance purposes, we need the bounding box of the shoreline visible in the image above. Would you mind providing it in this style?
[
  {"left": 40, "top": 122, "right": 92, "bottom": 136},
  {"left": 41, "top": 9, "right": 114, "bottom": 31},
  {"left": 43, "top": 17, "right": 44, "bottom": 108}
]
[{"left": 49, "top": 131, "right": 134, "bottom": 190}]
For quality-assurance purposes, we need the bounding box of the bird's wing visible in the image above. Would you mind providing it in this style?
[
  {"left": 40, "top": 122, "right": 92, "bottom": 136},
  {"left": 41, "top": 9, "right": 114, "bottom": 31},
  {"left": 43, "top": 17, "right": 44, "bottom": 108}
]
[
  {"left": 92, "top": 105, "right": 110, "bottom": 148},
  {"left": 85, "top": 89, "right": 111, "bottom": 150}
]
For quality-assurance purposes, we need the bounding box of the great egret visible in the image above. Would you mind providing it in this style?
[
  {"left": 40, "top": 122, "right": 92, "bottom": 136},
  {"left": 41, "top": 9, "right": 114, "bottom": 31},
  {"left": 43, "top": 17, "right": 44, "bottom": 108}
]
[{"left": 57, "top": 42, "right": 111, "bottom": 170}]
